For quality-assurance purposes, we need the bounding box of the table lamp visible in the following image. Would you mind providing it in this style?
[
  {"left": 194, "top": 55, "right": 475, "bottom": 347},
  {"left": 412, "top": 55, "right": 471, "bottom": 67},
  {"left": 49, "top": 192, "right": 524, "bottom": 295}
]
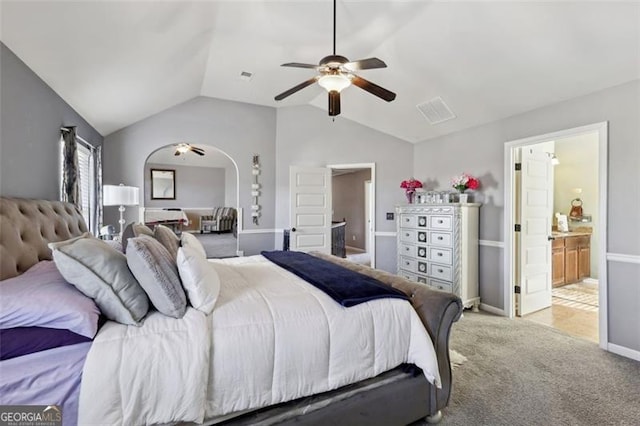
[{"left": 103, "top": 184, "right": 140, "bottom": 236}]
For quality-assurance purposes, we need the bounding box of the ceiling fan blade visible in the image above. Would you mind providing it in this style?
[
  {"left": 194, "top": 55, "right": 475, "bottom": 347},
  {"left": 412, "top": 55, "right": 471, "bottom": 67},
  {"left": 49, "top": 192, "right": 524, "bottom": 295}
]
[
  {"left": 174, "top": 150, "right": 181, "bottom": 156},
  {"left": 274, "top": 77, "right": 319, "bottom": 101},
  {"left": 281, "top": 62, "right": 320, "bottom": 69},
  {"left": 191, "top": 147, "right": 205, "bottom": 154},
  {"left": 351, "top": 76, "right": 396, "bottom": 102},
  {"left": 193, "top": 149, "right": 205, "bottom": 156},
  {"left": 328, "top": 91, "right": 341, "bottom": 116},
  {"left": 344, "top": 57, "right": 387, "bottom": 71}
]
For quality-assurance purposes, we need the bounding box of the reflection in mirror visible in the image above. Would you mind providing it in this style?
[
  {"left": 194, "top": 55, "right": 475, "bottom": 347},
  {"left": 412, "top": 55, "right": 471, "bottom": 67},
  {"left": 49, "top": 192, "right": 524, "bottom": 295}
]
[
  {"left": 144, "top": 144, "right": 239, "bottom": 258},
  {"left": 151, "top": 169, "right": 176, "bottom": 200}
]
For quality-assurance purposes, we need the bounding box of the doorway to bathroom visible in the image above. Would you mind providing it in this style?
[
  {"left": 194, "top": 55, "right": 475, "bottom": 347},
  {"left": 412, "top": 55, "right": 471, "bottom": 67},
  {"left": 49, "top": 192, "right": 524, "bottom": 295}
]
[{"left": 504, "top": 122, "right": 608, "bottom": 347}]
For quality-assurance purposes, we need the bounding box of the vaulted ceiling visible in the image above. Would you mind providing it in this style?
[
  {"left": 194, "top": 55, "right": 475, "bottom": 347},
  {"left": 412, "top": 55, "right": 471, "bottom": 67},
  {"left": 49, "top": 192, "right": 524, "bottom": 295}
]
[{"left": 1, "top": 1, "right": 638, "bottom": 143}]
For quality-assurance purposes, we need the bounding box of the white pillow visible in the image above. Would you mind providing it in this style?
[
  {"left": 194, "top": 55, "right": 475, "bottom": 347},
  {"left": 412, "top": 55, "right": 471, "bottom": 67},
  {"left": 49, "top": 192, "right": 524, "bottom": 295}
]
[
  {"left": 181, "top": 232, "right": 207, "bottom": 259},
  {"left": 177, "top": 245, "right": 220, "bottom": 314}
]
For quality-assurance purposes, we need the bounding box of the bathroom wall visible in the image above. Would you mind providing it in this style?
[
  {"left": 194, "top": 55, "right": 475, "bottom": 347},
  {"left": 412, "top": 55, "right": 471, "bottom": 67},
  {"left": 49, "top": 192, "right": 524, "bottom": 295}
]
[{"left": 554, "top": 132, "right": 599, "bottom": 278}]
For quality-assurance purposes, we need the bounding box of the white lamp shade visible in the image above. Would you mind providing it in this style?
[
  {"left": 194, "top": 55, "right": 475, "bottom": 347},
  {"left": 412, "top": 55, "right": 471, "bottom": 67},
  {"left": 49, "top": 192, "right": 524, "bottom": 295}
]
[{"left": 103, "top": 185, "right": 139, "bottom": 206}]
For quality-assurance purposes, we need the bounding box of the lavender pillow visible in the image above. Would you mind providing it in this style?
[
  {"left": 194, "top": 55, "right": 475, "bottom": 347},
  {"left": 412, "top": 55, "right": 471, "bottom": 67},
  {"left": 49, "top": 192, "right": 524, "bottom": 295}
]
[
  {"left": 0, "top": 261, "right": 100, "bottom": 338},
  {"left": 0, "top": 327, "right": 91, "bottom": 360}
]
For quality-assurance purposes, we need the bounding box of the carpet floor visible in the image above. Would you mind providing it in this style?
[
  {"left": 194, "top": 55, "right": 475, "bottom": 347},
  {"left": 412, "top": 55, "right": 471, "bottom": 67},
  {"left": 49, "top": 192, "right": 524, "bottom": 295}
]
[{"left": 432, "top": 312, "right": 640, "bottom": 426}]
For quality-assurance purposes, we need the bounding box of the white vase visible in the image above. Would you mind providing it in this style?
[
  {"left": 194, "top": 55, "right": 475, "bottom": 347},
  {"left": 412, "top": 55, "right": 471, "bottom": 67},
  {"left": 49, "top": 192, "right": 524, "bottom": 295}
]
[{"left": 459, "top": 193, "right": 469, "bottom": 203}]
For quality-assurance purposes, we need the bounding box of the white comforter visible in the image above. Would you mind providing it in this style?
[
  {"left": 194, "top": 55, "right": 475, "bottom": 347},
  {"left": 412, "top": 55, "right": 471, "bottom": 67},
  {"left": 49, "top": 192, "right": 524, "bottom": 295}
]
[{"left": 79, "top": 255, "right": 440, "bottom": 425}]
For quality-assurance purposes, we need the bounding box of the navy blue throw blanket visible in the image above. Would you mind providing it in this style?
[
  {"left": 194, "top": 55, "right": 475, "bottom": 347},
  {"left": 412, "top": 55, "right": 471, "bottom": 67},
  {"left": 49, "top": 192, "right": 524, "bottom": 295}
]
[{"left": 261, "top": 251, "right": 409, "bottom": 307}]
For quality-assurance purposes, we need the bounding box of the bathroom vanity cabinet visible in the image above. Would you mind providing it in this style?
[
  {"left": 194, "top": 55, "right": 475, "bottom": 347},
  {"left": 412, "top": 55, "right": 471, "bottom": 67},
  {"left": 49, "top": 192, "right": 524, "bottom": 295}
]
[{"left": 552, "top": 233, "right": 591, "bottom": 287}]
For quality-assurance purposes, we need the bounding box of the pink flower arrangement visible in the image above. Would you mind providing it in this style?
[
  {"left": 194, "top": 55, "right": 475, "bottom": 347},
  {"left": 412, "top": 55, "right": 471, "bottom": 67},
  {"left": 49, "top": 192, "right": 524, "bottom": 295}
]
[
  {"left": 451, "top": 173, "right": 480, "bottom": 193},
  {"left": 400, "top": 178, "right": 423, "bottom": 192}
]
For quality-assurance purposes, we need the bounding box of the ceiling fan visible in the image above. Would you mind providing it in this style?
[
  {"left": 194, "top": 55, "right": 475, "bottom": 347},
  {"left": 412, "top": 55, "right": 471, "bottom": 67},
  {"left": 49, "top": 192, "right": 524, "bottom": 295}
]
[
  {"left": 174, "top": 143, "right": 205, "bottom": 156},
  {"left": 274, "top": 0, "right": 396, "bottom": 116}
]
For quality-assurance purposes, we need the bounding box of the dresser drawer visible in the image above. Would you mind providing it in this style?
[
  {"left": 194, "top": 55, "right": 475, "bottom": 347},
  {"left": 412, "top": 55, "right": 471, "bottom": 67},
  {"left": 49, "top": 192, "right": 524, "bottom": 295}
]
[
  {"left": 416, "top": 215, "right": 428, "bottom": 228},
  {"left": 399, "top": 256, "right": 416, "bottom": 272},
  {"left": 416, "top": 260, "right": 428, "bottom": 275},
  {"left": 430, "top": 215, "right": 453, "bottom": 230},
  {"left": 429, "top": 247, "right": 453, "bottom": 265},
  {"left": 430, "top": 263, "right": 453, "bottom": 281},
  {"left": 400, "top": 229, "right": 416, "bottom": 243},
  {"left": 399, "top": 270, "right": 417, "bottom": 281},
  {"left": 430, "top": 231, "right": 453, "bottom": 247},
  {"left": 400, "top": 215, "right": 417, "bottom": 228},
  {"left": 416, "top": 245, "right": 428, "bottom": 259},
  {"left": 429, "top": 279, "right": 453, "bottom": 293},
  {"left": 399, "top": 244, "right": 416, "bottom": 258}
]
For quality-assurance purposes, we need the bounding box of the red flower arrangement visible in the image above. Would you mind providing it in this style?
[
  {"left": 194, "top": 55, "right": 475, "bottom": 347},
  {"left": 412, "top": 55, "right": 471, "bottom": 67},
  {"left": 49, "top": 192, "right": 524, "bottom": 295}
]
[{"left": 400, "top": 178, "right": 423, "bottom": 192}]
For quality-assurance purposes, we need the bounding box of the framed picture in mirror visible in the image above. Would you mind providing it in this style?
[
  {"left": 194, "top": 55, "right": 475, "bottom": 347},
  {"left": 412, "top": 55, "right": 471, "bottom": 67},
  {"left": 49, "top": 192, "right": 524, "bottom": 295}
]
[{"left": 151, "top": 169, "right": 175, "bottom": 200}]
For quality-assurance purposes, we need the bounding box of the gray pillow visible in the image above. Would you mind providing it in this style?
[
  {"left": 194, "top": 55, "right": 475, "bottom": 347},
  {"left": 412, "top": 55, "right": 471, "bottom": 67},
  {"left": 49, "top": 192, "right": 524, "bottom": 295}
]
[
  {"left": 121, "top": 222, "right": 155, "bottom": 252},
  {"left": 126, "top": 236, "right": 187, "bottom": 318},
  {"left": 154, "top": 224, "right": 180, "bottom": 260},
  {"left": 49, "top": 235, "right": 149, "bottom": 326}
]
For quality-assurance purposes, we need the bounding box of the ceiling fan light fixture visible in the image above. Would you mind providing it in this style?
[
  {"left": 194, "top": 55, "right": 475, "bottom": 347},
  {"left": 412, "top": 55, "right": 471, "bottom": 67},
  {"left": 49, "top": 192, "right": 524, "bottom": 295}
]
[
  {"left": 318, "top": 73, "right": 351, "bottom": 93},
  {"left": 176, "top": 143, "right": 190, "bottom": 153}
]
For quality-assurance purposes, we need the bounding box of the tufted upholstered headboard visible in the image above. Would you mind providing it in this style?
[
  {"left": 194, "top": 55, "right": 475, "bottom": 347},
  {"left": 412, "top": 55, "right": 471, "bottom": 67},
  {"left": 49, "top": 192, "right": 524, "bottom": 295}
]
[{"left": 0, "top": 197, "right": 88, "bottom": 281}]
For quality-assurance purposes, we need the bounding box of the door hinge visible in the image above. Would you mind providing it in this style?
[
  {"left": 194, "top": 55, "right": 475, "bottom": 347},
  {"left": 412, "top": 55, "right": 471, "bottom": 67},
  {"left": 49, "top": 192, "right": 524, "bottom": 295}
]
[
  {"left": 514, "top": 286, "right": 521, "bottom": 294},
  {"left": 514, "top": 224, "right": 521, "bottom": 232},
  {"left": 514, "top": 163, "right": 522, "bottom": 171}
]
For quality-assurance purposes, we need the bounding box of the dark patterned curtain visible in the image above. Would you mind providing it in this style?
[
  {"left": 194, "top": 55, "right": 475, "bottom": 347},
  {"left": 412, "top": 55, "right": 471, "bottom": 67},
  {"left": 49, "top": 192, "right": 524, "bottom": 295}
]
[
  {"left": 93, "top": 145, "right": 103, "bottom": 235},
  {"left": 60, "top": 126, "right": 79, "bottom": 206}
]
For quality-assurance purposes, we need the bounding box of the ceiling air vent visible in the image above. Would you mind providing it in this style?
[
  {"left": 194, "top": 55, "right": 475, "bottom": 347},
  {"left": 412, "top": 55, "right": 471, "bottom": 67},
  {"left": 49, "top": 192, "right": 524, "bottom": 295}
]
[
  {"left": 239, "top": 71, "right": 253, "bottom": 81},
  {"left": 416, "top": 97, "right": 456, "bottom": 125}
]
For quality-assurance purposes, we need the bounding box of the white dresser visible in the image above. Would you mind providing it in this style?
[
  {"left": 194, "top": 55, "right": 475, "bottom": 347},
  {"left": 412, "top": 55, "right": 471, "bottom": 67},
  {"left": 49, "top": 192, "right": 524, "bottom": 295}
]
[{"left": 396, "top": 203, "right": 480, "bottom": 311}]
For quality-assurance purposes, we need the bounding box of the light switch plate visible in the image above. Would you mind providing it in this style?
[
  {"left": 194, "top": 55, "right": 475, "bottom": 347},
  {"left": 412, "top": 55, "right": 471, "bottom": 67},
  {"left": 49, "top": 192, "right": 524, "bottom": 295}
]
[{"left": 386, "top": 212, "right": 394, "bottom": 220}]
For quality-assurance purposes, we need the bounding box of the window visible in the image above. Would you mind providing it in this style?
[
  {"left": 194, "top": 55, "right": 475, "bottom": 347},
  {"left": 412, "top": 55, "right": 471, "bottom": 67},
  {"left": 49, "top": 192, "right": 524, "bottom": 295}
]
[
  {"left": 77, "top": 143, "right": 94, "bottom": 228},
  {"left": 60, "top": 137, "right": 95, "bottom": 230}
]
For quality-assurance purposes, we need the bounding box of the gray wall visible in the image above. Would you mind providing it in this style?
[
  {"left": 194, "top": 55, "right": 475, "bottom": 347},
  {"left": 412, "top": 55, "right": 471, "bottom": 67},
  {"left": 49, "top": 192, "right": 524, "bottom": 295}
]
[
  {"left": 0, "top": 43, "right": 103, "bottom": 199},
  {"left": 144, "top": 163, "right": 225, "bottom": 208},
  {"left": 333, "top": 169, "right": 371, "bottom": 251},
  {"left": 102, "top": 96, "right": 277, "bottom": 253},
  {"left": 275, "top": 105, "right": 414, "bottom": 272},
  {"left": 413, "top": 79, "right": 640, "bottom": 352}
]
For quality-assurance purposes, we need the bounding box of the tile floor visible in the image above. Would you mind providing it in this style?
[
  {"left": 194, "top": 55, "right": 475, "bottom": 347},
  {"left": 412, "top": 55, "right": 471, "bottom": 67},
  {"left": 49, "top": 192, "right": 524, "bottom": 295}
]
[{"left": 524, "top": 280, "right": 599, "bottom": 343}]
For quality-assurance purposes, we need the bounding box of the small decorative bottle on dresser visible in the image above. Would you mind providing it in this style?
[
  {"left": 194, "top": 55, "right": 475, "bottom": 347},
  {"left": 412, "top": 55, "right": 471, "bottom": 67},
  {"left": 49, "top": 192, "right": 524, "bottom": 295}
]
[{"left": 396, "top": 203, "right": 480, "bottom": 311}]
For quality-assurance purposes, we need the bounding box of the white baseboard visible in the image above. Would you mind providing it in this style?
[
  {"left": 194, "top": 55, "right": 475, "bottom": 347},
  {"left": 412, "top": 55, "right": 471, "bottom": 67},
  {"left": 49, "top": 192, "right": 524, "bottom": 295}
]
[
  {"left": 479, "top": 303, "right": 507, "bottom": 316},
  {"left": 607, "top": 343, "right": 640, "bottom": 362}
]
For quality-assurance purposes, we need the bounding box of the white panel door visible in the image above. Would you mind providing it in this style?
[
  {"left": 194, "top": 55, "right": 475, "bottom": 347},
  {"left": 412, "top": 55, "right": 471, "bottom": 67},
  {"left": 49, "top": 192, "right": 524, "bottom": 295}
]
[
  {"left": 519, "top": 148, "right": 554, "bottom": 316},
  {"left": 289, "top": 166, "right": 332, "bottom": 253}
]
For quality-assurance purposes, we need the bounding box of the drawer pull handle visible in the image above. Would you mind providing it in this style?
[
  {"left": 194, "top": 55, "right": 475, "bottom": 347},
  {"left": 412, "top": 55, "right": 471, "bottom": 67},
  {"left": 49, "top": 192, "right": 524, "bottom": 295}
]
[
  {"left": 438, "top": 286, "right": 443, "bottom": 290},
  {"left": 405, "top": 262, "right": 410, "bottom": 265},
  {"left": 437, "top": 253, "right": 443, "bottom": 256},
  {"left": 438, "top": 237, "right": 443, "bottom": 240},
  {"left": 405, "top": 233, "right": 410, "bottom": 237},
  {"left": 438, "top": 269, "right": 443, "bottom": 273},
  {"left": 438, "top": 220, "right": 443, "bottom": 224}
]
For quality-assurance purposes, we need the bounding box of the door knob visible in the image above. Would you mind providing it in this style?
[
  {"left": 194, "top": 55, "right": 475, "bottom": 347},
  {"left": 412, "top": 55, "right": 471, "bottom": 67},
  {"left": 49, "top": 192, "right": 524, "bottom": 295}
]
[
  {"left": 291, "top": 228, "right": 297, "bottom": 232},
  {"left": 547, "top": 236, "right": 554, "bottom": 241}
]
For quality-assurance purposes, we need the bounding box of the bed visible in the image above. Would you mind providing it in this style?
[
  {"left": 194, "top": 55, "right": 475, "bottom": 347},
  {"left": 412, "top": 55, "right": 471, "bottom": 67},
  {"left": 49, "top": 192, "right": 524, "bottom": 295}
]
[{"left": 0, "top": 197, "right": 463, "bottom": 425}]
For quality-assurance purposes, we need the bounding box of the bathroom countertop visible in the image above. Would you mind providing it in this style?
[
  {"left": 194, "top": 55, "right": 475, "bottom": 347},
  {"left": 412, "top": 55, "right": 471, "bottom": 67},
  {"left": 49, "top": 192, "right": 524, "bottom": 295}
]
[{"left": 551, "top": 231, "right": 592, "bottom": 238}]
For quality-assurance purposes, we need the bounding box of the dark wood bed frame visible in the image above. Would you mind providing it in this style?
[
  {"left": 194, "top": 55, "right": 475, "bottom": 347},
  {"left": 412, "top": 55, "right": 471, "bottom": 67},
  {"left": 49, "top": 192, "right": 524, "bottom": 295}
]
[{"left": 0, "top": 197, "right": 463, "bottom": 426}]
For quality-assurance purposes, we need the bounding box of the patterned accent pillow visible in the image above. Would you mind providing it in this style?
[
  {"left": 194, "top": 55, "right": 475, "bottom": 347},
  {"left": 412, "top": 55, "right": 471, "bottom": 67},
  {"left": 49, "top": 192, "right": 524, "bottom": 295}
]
[
  {"left": 154, "top": 224, "right": 180, "bottom": 260},
  {"left": 49, "top": 235, "right": 149, "bottom": 326},
  {"left": 181, "top": 232, "right": 207, "bottom": 259},
  {"left": 126, "top": 236, "right": 186, "bottom": 318}
]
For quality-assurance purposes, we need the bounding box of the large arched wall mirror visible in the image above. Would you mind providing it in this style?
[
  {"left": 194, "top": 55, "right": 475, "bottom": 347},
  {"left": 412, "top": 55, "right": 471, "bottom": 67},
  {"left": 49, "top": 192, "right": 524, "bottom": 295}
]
[{"left": 143, "top": 143, "right": 239, "bottom": 258}]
